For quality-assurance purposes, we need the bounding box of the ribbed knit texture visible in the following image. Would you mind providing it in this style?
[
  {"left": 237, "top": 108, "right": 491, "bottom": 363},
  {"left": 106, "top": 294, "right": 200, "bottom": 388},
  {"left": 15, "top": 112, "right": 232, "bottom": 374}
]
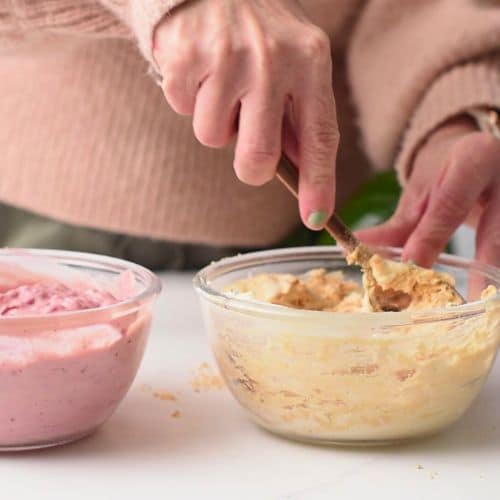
[
  {"left": 1, "top": 36, "right": 304, "bottom": 246},
  {"left": 1, "top": 0, "right": 499, "bottom": 245},
  {"left": 0, "top": 1, "right": 128, "bottom": 36},
  {"left": 349, "top": 0, "right": 500, "bottom": 174}
]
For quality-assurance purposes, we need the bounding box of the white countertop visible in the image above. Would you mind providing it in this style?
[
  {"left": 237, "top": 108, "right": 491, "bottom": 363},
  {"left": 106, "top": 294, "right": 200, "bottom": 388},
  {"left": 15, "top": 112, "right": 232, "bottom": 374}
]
[{"left": 2, "top": 272, "right": 500, "bottom": 500}]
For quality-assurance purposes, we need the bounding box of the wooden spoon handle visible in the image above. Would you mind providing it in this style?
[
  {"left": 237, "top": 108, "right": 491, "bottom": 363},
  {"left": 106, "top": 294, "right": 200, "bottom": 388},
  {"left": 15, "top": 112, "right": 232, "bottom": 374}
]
[{"left": 277, "top": 154, "right": 360, "bottom": 254}]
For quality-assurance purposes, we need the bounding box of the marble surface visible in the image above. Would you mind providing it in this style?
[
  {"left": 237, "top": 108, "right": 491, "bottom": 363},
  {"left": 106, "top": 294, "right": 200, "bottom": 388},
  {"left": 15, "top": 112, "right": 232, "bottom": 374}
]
[{"left": 1, "top": 271, "right": 499, "bottom": 500}]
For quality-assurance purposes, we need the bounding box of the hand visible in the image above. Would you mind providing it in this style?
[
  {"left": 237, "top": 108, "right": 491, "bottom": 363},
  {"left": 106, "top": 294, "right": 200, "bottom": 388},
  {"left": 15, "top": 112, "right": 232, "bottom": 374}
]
[
  {"left": 153, "top": 0, "right": 339, "bottom": 229},
  {"left": 357, "top": 117, "right": 500, "bottom": 267}
]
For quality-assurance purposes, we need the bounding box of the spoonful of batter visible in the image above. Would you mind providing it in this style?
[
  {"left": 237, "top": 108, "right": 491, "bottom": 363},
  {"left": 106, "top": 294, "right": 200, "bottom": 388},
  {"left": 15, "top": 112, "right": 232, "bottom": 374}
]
[{"left": 277, "top": 155, "right": 465, "bottom": 312}]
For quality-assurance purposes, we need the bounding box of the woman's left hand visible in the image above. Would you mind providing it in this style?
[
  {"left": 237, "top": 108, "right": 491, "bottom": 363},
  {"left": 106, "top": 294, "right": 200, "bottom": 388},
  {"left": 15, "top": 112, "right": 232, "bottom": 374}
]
[{"left": 357, "top": 116, "right": 500, "bottom": 267}]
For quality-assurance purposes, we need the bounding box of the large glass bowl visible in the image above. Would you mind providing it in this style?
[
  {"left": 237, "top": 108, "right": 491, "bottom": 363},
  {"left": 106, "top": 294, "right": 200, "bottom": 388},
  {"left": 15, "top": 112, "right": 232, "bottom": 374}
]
[
  {"left": 0, "top": 249, "right": 161, "bottom": 451},
  {"left": 194, "top": 247, "right": 500, "bottom": 445}
]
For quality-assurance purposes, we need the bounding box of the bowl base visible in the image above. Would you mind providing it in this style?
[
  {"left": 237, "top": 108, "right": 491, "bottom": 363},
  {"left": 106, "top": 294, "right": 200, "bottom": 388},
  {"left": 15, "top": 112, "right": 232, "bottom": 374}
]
[
  {"left": 258, "top": 423, "right": 440, "bottom": 447},
  {"left": 0, "top": 427, "right": 99, "bottom": 452}
]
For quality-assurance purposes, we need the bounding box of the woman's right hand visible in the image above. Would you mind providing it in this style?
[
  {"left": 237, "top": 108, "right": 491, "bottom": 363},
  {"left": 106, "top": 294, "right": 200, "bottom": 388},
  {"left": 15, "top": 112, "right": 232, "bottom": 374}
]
[{"left": 153, "top": 0, "right": 339, "bottom": 230}]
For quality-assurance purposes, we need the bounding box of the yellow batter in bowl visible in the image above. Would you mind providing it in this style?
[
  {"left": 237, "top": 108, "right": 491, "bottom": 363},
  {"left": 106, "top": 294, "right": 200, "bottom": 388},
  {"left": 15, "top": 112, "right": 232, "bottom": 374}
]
[{"left": 195, "top": 247, "right": 500, "bottom": 445}]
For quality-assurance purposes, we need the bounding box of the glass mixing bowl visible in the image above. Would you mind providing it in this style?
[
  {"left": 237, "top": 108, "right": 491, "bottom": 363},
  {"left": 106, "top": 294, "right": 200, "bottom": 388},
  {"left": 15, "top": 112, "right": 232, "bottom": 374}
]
[
  {"left": 194, "top": 247, "right": 500, "bottom": 445},
  {"left": 0, "top": 249, "right": 161, "bottom": 451}
]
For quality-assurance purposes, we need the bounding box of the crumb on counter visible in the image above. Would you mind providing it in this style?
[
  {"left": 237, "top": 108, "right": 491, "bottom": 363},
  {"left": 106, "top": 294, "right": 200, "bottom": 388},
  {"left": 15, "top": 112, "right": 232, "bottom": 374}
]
[
  {"left": 153, "top": 390, "right": 177, "bottom": 402},
  {"left": 191, "top": 362, "right": 225, "bottom": 392},
  {"left": 140, "top": 383, "right": 177, "bottom": 401},
  {"left": 171, "top": 410, "right": 181, "bottom": 418}
]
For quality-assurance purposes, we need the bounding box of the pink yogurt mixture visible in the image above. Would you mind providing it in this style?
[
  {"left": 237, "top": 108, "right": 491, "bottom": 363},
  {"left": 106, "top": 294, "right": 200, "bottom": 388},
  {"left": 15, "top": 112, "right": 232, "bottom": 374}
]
[
  {"left": 0, "top": 263, "right": 152, "bottom": 449},
  {"left": 0, "top": 282, "right": 117, "bottom": 316}
]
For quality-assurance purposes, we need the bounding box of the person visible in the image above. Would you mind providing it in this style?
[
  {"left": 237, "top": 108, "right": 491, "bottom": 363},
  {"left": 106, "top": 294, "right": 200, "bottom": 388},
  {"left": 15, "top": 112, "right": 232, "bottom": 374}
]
[{"left": 1, "top": 0, "right": 499, "bottom": 270}]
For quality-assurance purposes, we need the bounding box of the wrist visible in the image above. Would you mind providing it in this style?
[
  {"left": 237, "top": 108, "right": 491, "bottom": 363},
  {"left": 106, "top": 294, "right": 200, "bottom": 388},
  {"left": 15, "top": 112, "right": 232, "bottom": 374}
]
[{"left": 411, "top": 109, "right": 500, "bottom": 180}]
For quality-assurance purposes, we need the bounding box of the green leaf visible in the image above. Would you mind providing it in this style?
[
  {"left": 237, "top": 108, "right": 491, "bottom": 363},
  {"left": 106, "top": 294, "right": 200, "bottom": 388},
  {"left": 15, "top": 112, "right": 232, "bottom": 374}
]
[{"left": 339, "top": 171, "right": 401, "bottom": 229}]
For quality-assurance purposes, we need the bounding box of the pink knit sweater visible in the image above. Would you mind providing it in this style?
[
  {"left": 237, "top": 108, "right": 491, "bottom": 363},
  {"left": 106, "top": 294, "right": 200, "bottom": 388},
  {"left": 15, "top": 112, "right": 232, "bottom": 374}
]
[{"left": 1, "top": 0, "right": 499, "bottom": 246}]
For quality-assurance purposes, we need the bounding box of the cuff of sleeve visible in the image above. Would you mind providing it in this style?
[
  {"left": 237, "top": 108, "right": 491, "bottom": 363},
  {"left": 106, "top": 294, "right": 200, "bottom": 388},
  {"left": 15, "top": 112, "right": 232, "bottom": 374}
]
[
  {"left": 395, "top": 53, "right": 500, "bottom": 184},
  {"left": 130, "top": 0, "right": 187, "bottom": 69}
]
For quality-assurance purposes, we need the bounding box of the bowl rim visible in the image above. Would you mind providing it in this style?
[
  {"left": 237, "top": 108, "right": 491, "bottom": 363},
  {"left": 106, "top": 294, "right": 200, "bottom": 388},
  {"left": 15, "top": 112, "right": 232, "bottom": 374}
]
[
  {"left": 0, "top": 248, "right": 162, "bottom": 324},
  {"left": 193, "top": 246, "right": 500, "bottom": 325}
]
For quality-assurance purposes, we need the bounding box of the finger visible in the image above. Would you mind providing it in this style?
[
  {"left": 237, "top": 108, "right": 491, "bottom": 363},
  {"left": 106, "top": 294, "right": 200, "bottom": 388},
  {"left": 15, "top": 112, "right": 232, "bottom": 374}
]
[
  {"left": 233, "top": 85, "right": 284, "bottom": 186},
  {"left": 295, "top": 70, "right": 339, "bottom": 230},
  {"left": 356, "top": 190, "right": 429, "bottom": 248},
  {"left": 403, "top": 158, "right": 489, "bottom": 267},
  {"left": 471, "top": 143, "right": 500, "bottom": 299},
  {"left": 154, "top": 15, "right": 203, "bottom": 116},
  {"left": 476, "top": 191, "right": 500, "bottom": 268},
  {"left": 193, "top": 71, "right": 240, "bottom": 148},
  {"left": 282, "top": 96, "right": 299, "bottom": 165},
  {"left": 464, "top": 204, "right": 483, "bottom": 229},
  {"left": 157, "top": 40, "right": 204, "bottom": 116},
  {"left": 356, "top": 221, "right": 414, "bottom": 249},
  {"left": 468, "top": 192, "right": 500, "bottom": 301},
  {"left": 161, "top": 70, "right": 200, "bottom": 116}
]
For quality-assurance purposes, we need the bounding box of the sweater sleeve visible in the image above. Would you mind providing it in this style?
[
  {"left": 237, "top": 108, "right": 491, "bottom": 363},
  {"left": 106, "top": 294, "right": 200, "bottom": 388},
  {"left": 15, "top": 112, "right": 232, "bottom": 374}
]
[
  {"left": 0, "top": 1, "right": 187, "bottom": 63},
  {"left": 99, "top": 1, "right": 187, "bottom": 63},
  {"left": 347, "top": 0, "right": 500, "bottom": 183}
]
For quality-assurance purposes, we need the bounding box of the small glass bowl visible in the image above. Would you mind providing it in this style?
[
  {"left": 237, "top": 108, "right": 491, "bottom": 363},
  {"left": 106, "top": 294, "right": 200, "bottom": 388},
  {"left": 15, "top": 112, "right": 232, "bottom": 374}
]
[
  {"left": 194, "top": 247, "right": 500, "bottom": 446},
  {"left": 0, "top": 249, "right": 161, "bottom": 451}
]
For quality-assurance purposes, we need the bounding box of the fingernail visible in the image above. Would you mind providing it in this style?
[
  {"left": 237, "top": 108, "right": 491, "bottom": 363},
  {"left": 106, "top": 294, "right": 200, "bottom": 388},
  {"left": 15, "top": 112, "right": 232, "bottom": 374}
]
[{"left": 307, "top": 211, "right": 329, "bottom": 230}]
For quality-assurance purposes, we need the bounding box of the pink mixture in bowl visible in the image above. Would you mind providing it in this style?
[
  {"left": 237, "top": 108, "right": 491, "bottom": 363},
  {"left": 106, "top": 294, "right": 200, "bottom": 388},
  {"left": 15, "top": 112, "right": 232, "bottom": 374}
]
[{"left": 0, "top": 250, "right": 161, "bottom": 451}]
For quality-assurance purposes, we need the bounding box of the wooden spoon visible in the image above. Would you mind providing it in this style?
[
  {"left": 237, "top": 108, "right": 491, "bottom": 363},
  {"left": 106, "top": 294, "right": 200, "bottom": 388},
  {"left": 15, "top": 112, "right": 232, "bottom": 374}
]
[{"left": 276, "top": 154, "right": 464, "bottom": 312}]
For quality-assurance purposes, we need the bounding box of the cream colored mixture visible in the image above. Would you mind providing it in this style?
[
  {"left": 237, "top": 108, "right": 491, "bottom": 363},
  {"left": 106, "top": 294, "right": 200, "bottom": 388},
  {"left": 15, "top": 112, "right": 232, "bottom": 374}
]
[
  {"left": 225, "top": 268, "right": 363, "bottom": 312},
  {"left": 212, "top": 260, "right": 500, "bottom": 443},
  {"left": 358, "top": 253, "right": 465, "bottom": 311},
  {"left": 226, "top": 255, "right": 468, "bottom": 313}
]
